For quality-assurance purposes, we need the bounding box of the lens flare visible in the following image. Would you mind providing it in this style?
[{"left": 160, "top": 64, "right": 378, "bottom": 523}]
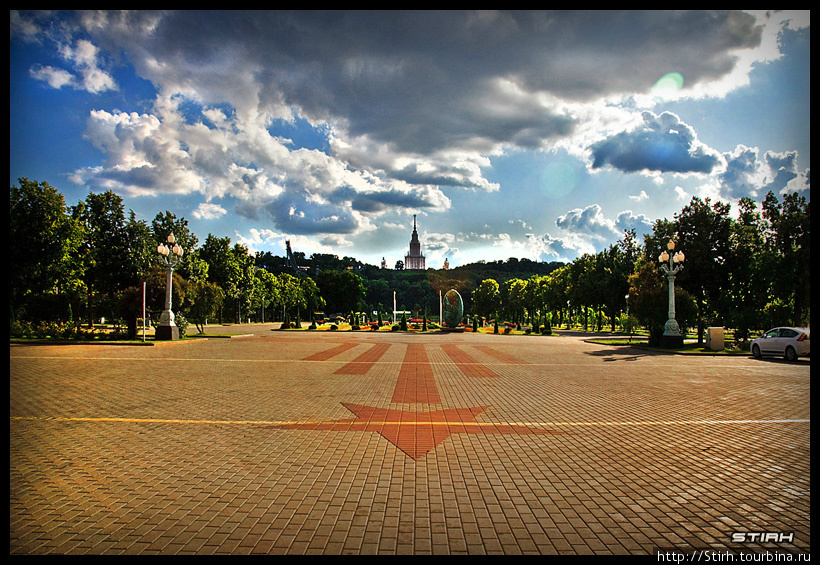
[
  {"left": 651, "top": 72, "right": 684, "bottom": 99},
  {"left": 539, "top": 160, "right": 577, "bottom": 199}
]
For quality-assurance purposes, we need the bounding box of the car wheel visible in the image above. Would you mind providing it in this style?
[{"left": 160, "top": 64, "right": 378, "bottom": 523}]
[
  {"left": 752, "top": 344, "right": 762, "bottom": 359},
  {"left": 785, "top": 346, "right": 798, "bottom": 362}
]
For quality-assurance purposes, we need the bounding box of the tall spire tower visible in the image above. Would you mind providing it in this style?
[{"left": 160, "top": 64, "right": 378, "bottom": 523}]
[{"left": 404, "top": 214, "right": 426, "bottom": 270}]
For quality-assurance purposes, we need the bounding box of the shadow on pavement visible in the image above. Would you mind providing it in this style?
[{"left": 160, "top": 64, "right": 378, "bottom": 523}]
[{"left": 583, "top": 345, "right": 664, "bottom": 362}]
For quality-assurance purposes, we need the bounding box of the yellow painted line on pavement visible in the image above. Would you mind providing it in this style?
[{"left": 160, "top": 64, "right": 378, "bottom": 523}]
[{"left": 10, "top": 415, "right": 809, "bottom": 427}]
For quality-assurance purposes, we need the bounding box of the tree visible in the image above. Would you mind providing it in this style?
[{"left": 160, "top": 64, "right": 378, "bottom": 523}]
[
  {"left": 72, "top": 190, "right": 135, "bottom": 327},
  {"left": 762, "top": 191, "right": 810, "bottom": 327},
  {"left": 125, "top": 211, "right": 160, "bottom": 283},
  {"left": 674, "top": 197, "right": 732, "bottom": 344},
  {"left": 472, "top": 279, "right": 500, "bottom": 321},
  {"left": 567, "top": 254, "right": 597, "bottom": 330},
  {"left": 300, "top": 277, "right": 325, "bottom": 323},
  {"left": 317, "top": 270, "right": 365, "bottom": 314},
  {"left": 251, "top": 268, "right": 279, "bottom": 322},
  {"left": 114, "top": 285, "right": 144, "bottom": 339},
  {"left": 198, "top": 234, "right": 240, "bottom": 323},
  {"left": 276, "top": 273, "right": 303, "bottom": 324},
  {"left": 726, "top": 198, "right": 769, "bottom": 342},
  {"left": 503, "top": 278, "right": 527, "bottom": 326},
  {"left": 9, "top": 179, "right": 85, "bottom": 322},
  {"left": 230, "top": 243, "right": 257, "bottom": 323},
  {"left": 545, "top": 265, "right": 570, "bottom": 327},
  {"left": 187, "top": 281, "right": 225, "bottom": 333},
  {"left": 598, "top": 230, "right": 640, "bottom": 331},
  {"left": 151, "top": 211, "right": 199, "bottom": 281}
]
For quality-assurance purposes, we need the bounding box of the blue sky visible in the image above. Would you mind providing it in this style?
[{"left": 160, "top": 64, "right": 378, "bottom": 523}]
[{"left": 10, "top": 11, "right": 810, "bottom": 268}]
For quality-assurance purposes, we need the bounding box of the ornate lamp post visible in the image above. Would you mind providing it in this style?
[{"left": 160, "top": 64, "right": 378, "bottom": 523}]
[
  {"left": 658, "top": 239, "right": 685, "bottom": 348},
  {"left": 156, "top": 232, "right": 184, "bottom": 340}
]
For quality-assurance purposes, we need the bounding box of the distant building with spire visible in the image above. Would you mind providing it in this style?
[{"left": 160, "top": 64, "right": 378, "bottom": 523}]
[{"left": 403, "top": 215, "right": 426, "bottom": 270}]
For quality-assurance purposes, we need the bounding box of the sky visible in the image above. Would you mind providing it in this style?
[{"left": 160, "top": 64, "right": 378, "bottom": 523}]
[{"left": 10, "top": 10, "right": 811, "bottom": 269}]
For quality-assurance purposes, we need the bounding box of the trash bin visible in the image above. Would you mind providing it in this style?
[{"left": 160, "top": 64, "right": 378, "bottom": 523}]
[{"left": 706, "top": 327, "right": 724, "bottom": 351}]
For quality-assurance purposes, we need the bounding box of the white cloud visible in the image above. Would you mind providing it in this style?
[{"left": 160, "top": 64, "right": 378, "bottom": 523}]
[
  {"left": 524, "top": 232, "right": 595, "bottom": 263},
  {"left": 615, "top": 210, "right": 653, "bottom": 235},
  {"left": 192, "top": 202, "right": 227, "bottom": 220},
  {"left": 25, "top": 32, "right": 118, "bottom": 94},
  {"left": 712, "top": 145, "right": 809, "bottom": 203},
  {"left": 555, "top": 204, "right": 620, "bottom": 240},
  {"left": 29, "top": 65, "right": 75, "bottom": 89}
]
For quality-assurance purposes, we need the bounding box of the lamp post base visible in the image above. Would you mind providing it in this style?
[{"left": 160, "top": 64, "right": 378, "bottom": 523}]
[
  {"left": 156, "top": 325, "right": 180, "bottom": 341},
  {"left": 659, "top": 334, "right": 684, "bottom": 348}
]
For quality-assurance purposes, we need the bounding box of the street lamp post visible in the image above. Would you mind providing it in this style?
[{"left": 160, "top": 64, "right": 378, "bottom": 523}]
[
  {"left": 658, "top": 239, "right": 685, "bottom": 348},
  {"left": 156, "top": 232, "right": 184, "bottom": 340}
]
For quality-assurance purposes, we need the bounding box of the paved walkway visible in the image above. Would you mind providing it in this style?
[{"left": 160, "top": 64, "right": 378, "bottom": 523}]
[{"left": 10, "top": 326, "right": 811, "bottom": 555}]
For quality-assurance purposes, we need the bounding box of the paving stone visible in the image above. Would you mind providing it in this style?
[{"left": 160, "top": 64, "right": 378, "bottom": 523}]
[{"left": 10, "top": 326, "right": 811, "bottom": 555}]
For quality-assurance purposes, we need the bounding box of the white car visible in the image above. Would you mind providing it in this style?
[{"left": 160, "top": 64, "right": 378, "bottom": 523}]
[{"left": 751, "top": 327, "right": 810, "bottom": 361}]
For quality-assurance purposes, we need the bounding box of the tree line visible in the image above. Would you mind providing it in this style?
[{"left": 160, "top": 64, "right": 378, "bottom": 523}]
[
  {"left": 10, "top": 178, "right": 809, "bottom": 344},
  {"left": 468, "top": 194, "right": 810, "bottom": 345}
]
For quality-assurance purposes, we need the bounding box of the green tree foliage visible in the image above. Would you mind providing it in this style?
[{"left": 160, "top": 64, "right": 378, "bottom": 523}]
[
  {"left": 762, "top": 191, "right": 810, "bottom": 326},
  {"left": 317, "top": 269, "right": 365, "bottom": 314},
  {"left": 72, "top": 190, "right": 136, "bottom": 327},
  {"left": 187, "top": 280, "right": 226, "bottom": 334},
  {"left": 674, "top": 197, "right": 733, "bottom": 343},
  {"left": 726, "top": 198, "right": 770, "bottom": 342},
  {"left": 10, "top": 179, "right": 85, "bottom": 322},
  {"left": 472, "top": 278, "right": 500, "bottom": 321},
  {"left": 300, "top": 277, "right": 325, "bottom": 322}
]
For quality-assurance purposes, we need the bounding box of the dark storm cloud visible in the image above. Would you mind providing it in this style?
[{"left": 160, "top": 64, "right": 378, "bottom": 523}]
[{"left": 82, "top": 10, "right": 762, "bottom": 158}]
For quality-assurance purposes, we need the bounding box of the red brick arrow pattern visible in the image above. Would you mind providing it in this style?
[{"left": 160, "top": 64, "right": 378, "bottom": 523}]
[{"left": 275, "top": 342, "right": 561, "bottom": 459}]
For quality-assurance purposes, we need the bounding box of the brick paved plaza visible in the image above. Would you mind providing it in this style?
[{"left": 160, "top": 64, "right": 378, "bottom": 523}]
[{"left": 10, "top": 326, "right": 811, "bottom": 555}]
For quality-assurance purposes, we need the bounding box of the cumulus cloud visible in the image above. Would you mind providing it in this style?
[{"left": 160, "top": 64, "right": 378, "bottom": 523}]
[
  {"left": 614, "top": 210, "right": 653, "bottom": 235},
  {"left": 588, "top": 111, "right": 722, "bottom": 175},
  {"left": 25, "top": 31, "right": 117, "bottom": 94},
  {"left": 546, "top": 205, "right": 653, "bottom": 258},
  {"left": 192, "top": 202, "right": 227, "bottom": 220},
  {"left": 13, "top": 9, "right": 802, "bottom": 248},
  {"left": 556, "top": 204, "right": 620, "bottom": 240},
  {"left": 711, "top": 145, "right": 810, "bottom": 202},
  {"left": 525, "top": 232, "right": 596, "bottom": 263}
]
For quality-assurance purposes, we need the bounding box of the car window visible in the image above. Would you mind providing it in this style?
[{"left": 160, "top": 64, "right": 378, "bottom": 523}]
[
  {"left": 765, "top": 329, "right": 780, "bottom": 338},
  {"left": 780, "top": 329, "right": 798, "bottom": 338}
]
